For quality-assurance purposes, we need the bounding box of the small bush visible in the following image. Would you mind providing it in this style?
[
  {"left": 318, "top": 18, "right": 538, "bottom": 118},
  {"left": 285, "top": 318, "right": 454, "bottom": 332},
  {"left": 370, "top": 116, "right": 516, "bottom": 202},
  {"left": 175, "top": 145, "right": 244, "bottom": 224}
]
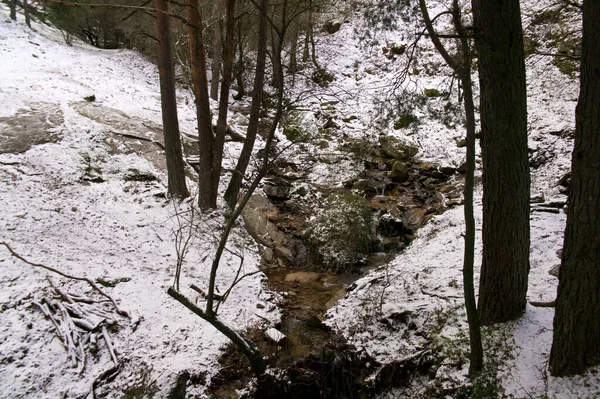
[
  {"left": 423, "top": 88, "right": 442, "bottom": 97},
  {"left": 393, "top": 113, "right": 418, "bottom": 129},
  {"left": 311, "top": 68, "right": 335, "bottom": 88},
  {"left": 306, "top": 193, "right": 373, "bottom": 269}
]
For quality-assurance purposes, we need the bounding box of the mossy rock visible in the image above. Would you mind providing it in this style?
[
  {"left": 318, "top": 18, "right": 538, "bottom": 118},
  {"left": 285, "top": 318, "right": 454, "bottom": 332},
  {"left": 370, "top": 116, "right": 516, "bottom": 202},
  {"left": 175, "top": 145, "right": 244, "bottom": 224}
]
[
  {"left": 342, "top": 115, "right": 358, "bottom": 123},
  {"left": 424, "top": 88, "right": 442, "bottom": 97},
  {"left": 379, "top": 136, "right": 418, "bottom": 160},
  {"left": 324, "top": 21, "right": 342, "bottom": 34},
  {"left": 318, "top": 140, "right": 330, "bottom": 149},
  {"left": 393, "top": 113, "right": 418, "bottom": 129},
  {"left": 552, "top": 57, "right": 578, "bottom": 78},
  {"left": 390, "top": 161, "right": 409, "bottom": 183},
  {"left": 283, "top": 126, "right": 309, "bottom": 142}
]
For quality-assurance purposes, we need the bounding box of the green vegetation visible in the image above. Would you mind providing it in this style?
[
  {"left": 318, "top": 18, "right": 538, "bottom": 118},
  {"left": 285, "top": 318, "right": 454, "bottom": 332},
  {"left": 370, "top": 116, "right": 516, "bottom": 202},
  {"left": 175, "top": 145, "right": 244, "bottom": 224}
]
[
  {"left": 306, "top": 193, "right": 373, "bottom": 269},
  {"left": 393, "top": 113, "right": 419, "bottom": 129}
]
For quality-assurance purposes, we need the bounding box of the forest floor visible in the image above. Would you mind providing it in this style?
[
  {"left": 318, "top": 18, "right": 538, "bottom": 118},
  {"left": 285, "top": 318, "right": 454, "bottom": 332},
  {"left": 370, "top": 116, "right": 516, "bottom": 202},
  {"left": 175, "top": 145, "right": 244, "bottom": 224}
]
[{"left": 1, "top": 1, "right": 600, "bottom": 398}]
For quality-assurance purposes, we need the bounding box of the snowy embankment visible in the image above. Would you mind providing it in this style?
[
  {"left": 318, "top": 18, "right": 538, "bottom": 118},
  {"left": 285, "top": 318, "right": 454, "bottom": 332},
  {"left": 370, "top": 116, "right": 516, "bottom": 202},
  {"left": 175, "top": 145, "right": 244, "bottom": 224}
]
[
  {"left": 0, "top": 7, "right": 278, "bottom": 398},
  {"left": 321, "top": 1, "right": 599, "bottom": 398}
]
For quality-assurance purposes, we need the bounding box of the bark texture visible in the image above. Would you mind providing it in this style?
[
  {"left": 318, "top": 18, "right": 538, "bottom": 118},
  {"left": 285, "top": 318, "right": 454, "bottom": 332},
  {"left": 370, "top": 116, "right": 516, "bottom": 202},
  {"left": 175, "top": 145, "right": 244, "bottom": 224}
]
[
  {"left": 550, "top": 0, "right": 600, "bottom": 376},
  {"left": 187, "top": 0, "right": 217, "bottom": 210},
  {"left": 155, "top": 0, "right": 190, "bottom": 199},
  {"left": 473, "top": 0, "right": 530, "bottom": 325}
]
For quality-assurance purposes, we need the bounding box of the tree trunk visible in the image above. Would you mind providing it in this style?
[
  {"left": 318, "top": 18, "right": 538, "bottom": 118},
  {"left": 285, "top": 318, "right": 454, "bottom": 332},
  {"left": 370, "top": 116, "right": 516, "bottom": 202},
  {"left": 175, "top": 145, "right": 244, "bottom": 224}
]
[
  {"left": 155, "top": 0, "right": 190, "bottom": 199},
  {"left": 550, "top": 0, "right": 600, "bottom": 377},
  {"left": 418, "top": 0, "right": 483, "bottom": 376},
  {"left": 473, "top": 0, "right": 530, "bottom": 325},
  {"left": 289, "top": 27, "right": 298, "bottom": 86},
  {"left": 270, "top": 38, "right": 283, "bottom": 88},
  {"left": 10, "top": 0, "right": 17, "bottom": 20},
  {"left": 224, "top": 0, "right": 269, "bottom": 209},
  {"left": 210, "top": 16, "right": 222, "bottom": 101},
  {"left": 24, "top": 0, "right": 31, "bottom": 28},
  {"left": 212, "top": 0, "right": 236, "bottom": 198},
  {"left": 234, "top": 21, "right": 245, "bottom": 98},
  {"left": 187, "top": 0, "right": 217, "bottom": 210},
  {"left": 167, "top": 287, "right": 266, "bottom": 376}
]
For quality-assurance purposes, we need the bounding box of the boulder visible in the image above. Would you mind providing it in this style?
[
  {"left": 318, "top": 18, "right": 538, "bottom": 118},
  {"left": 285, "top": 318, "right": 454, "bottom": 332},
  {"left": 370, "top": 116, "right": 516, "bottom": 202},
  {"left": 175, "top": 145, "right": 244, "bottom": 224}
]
[
  {"left": 263, "top": 184, "right": 292, "bottom": 200},
  {"left": 390, "top": 161, "right": 409, "bottom": 183},
  {"left": 324, "top": 21, "right": 342, "bottom": 34},
  {"left": 402, "top": 208, "right": 429, "bottom": 230}
]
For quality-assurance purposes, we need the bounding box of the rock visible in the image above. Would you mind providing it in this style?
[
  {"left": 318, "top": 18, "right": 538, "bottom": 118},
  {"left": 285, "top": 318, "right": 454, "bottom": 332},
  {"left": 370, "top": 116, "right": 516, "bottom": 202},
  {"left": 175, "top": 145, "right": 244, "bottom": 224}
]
[
  {"left": 446, "top": 199, "right": 464, "bottom": 207},
  {"left": 549, "top": 264, "right": 560, "bottom": 278},
  {"left": 424, "top": 88, "right": 442, "bottom": 97},
  {"left": 457, "top": 162, "right": 467, "bottom": 174},
  {"left": 530, "top": 192, "right": 545, "bottom": 203},
  {"left": 305, "top": 314, "right": 325, "bottom": 328},
  {"left": 378, "top": 214, "right": 406, "bottom": 237},
  {"left": 439, "top": 184, "right": 455, "bottom": 193},
  {"left": 274, "top": 246, "right": 295, "bottom": 264},
  {"left": 378, "top": 236, "right": 406, "bottom": 252},
  {"left": 284, "top": 271, "right": 321, "bottom": 283},
  {"left": 242, "top": 194, "right": 286, "bottom": 248},
  {"left": 265, "top": 328, "right": 288, "bottom": 345},
  {"left": 324, "top": 21, "right": 342, "bottom": 34},
  {"left": 558, "top": 171, "right": 571, "bottom": 188},
  {"left": 402, "top": 208, "right": 428, "bottom": 230},
  {"left": 456, "top": 138, "right": 467, "bottom": 148},
  {"left": 379, "top": 136, "right": 418, "bottom": 159},
  {"left": 124, "top": 169, "right": 157, "bottom": 182},
  {"left": 390, "top": 161, "right": 409, "bottom": 183},
  {"left": 440, "top": 165, "right": 457, "bottom": 176},
  {"left": 263, "top": 184, "right": 291, "bottom": 200}
]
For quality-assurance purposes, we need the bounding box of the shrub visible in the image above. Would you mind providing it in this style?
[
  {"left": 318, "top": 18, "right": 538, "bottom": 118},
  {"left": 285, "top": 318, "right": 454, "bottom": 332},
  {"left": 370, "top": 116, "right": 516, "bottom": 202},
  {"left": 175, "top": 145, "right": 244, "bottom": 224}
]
[
  {"left": 393, "top": 113, "right": 419, "bottom": 129},
  {"left": 306, "top": 193, "right": 373, "bottom": 269}
]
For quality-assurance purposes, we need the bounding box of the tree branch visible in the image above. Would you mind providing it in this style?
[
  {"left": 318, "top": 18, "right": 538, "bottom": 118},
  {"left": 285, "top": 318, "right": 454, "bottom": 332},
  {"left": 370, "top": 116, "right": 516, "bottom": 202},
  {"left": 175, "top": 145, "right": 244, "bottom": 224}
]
[{"left": 1, "top": 242, "right": 132, "bottom": 319}]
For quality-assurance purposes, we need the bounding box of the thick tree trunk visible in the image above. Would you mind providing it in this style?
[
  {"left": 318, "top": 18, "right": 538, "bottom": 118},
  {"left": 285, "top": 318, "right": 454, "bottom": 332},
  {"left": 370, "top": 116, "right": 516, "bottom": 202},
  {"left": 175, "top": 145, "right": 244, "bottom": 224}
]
[
  {"left": 212, "top": 0, "right": 236, "bottom": 197},
  {"left": 550, "top": 0, "right": 600, "bottom": 377},
  {"left": 187, "top": 0, "right": 217, "bottom": 210},
  {"left": 210, "top": 17, "right": 222, "bottom": 101},
  {"left": 224, "top": 0, "right": 269, "bottom": 209},
  {"left": 155, "top": 0, "right": 190, "bottom": 199},
  {"left": 473, "top": 0, "right": 530, "bottom": 325}
]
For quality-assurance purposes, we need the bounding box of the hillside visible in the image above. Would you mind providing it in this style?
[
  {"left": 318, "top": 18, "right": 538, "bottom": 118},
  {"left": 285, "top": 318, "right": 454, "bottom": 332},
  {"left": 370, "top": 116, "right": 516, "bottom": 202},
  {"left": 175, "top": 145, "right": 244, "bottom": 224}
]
[{"left": 0, "top": 1, "right": 598, "bottom": 398}]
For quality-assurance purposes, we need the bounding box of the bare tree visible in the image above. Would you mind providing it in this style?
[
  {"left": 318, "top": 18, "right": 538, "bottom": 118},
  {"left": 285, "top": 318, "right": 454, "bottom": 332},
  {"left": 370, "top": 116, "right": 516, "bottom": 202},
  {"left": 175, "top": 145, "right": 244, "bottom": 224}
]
[
  {"left": 224, "top": 0, "right": 270, "bottom": 208},
  {"left": 418, "top": 0, "right": 482, "bottom": 376},
  {"left": 155, "top": 0, "right": 190, "bottom": 199}
]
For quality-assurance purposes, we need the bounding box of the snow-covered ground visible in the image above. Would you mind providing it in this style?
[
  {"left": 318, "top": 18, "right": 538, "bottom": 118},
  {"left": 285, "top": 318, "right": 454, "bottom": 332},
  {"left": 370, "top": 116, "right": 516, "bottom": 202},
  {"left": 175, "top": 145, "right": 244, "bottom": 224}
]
[
  {"left": 0, "top": 0, "right": 598, "bottom": 398},
  {"left": 320, "top": 1, "right": 599, "bottom": 398},
  {"left": 0, "top": 6, "right": 278, "bottom": 398}
]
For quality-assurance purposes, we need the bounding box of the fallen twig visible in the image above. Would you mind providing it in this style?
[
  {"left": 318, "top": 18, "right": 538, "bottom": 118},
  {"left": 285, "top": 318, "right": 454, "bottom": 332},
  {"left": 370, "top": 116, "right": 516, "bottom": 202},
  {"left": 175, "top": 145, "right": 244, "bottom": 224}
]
[
  {"left": 529, "top": 300, "right": 556, "bottom": 308},
  {"left": 1, "top": 241, "right": 132, "bottom": 319}
]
